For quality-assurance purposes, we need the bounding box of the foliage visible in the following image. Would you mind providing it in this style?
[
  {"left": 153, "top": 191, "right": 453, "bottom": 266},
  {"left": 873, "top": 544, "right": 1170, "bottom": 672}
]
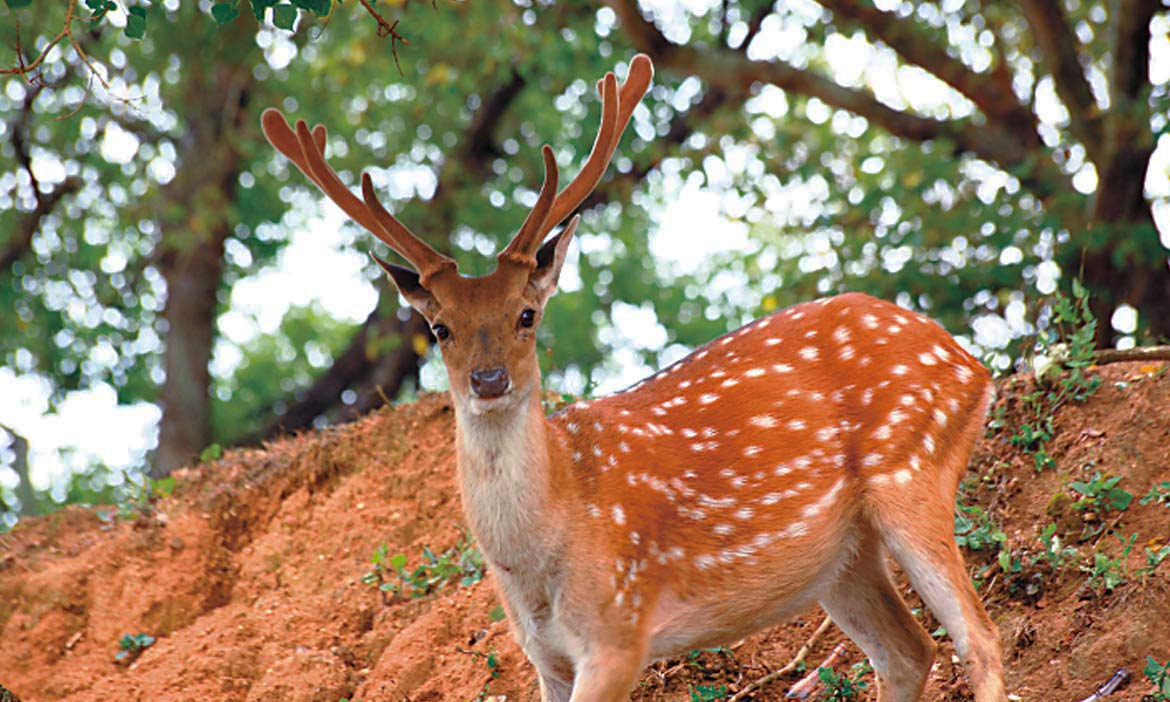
[
  {"left": 361, "top": 531, "right": 485, "bottom": 601},
  {"left": 115, "top": 632, "right": 155, "bottom": 662},
  {"left": 3, "top": 0, "right": 1166, "bottom": 497},
  {"left": 1000, "top": 282, "right": 1101, "bottom": 471},
  {"left": 954, "top": 502, "right": 1006, "bottom": 553},
  {"left": 1140, "top": 482, "right": 1170, "bottom": 508},
  {"left": 1069, "top": 472, "right": 1133, "bottom": 515},
  {"left": 689, "top": 684, "right": 728, "bottom": 702},
  {"left": 818, "top": 661, "right": 871, "bottom": 702},
  {"left": 1146, "top": 656, "right": 1170, "bottom": 700},
  {"left": 1080, "top": 532, "right": 1137, "bottom": 593}
]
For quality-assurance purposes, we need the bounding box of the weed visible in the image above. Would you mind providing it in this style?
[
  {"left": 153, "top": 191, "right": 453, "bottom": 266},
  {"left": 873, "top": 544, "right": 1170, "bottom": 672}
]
[
  {"left": 1036, "top": 523, "right": 1078, "bottom": 569},
  {"left": 362, "top": 531, "right": 485, "bottom": 601},
  {"left": 690, "top": 684, "right": 728, "bottom": 702},
  {"left": 1003, "top": 281, "right": 1101, "bottom": 471},
  {"left": 1145, "top": 656, "right": 1170, "bottom": 700},
  {"left": 818, "top": 661, "right": 871, "bottom": 702},
  {"left": 115, "top": 632, "right": 155, "bottom": 663},
  {"left": 954, "top": 503, "right": 1006, "bottom": 553},
  {"left": 1137, "top": 545, "right": 1170, "bottom": 580},
  {"left": 1070, "top": 472, "right": 1133, "bottom": 514},
  {"left": 1140, "top": 482, "right": 1170, "bottom": 507},
  {"left": 1080, "top": 532, "right": 1137, "bottom": 593},
  {"left": 199, "top": 443, "right": 224, "bottom": 462}
]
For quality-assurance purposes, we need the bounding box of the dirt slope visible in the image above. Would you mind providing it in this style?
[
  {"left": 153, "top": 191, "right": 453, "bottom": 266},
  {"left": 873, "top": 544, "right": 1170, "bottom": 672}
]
[{"left": 1, "top": 362, "right": 1168, "bottom": 702}]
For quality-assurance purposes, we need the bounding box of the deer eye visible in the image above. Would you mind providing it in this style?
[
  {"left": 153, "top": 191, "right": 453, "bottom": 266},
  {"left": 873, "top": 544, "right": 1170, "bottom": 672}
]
[
  {"left": 432, "top": 324, "right": 450, "bottom": 341},
  {"left": 519, "top": 308, "right": 536, "bottom": 328}
]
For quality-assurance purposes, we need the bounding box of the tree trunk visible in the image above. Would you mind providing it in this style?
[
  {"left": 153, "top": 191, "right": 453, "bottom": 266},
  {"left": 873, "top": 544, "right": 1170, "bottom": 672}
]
[
  {"left": 153, "top": 25, "right": 254, "bottom": 475},
  {"left": 1, "top": 424, "right": 37, "bottom": 516},
  {"left": 155, "top": 235, "right": 226, "bottom": 475}
]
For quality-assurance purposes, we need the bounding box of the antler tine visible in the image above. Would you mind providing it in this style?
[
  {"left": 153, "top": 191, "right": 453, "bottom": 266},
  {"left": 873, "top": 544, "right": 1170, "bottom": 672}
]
[
  {"left": 539, "top": 54, "right": 653, "bottom": 238},
  {"left": 293, "top": 120, "right": 454, "bottom": 282},
  {"left": 260, "top": 108, "right": 454, "bottom": 282},
  {"left": 498, "top": 145, "right": 560, "bottom": 265},
  {"left": 359, "top": 173, "right": 456, "bottom": 282},
  {"left": 261, "top": 109, "right": 381, "bottom": 236}
]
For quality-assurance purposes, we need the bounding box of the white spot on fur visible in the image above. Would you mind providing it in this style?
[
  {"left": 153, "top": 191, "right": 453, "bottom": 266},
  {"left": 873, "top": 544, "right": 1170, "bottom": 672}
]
[
  {"left": 612, "top": 505, "right": 626, "bottom": 525},
  {"left": 749, "top": 415, "right": 777, "bottom": 429},
  {"left": 699, "top": 393, "right": 719, "bottom": 405},
  {"left": 773, "top": 363, "right": 794, "bottom": 373},
  {"left": 800, "top": 346, "right": 819, "bottom": 361}
]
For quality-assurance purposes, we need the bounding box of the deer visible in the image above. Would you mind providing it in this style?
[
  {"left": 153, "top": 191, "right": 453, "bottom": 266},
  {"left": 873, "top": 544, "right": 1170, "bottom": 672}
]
[{"left": 261, "top": 54, "right": 1007, "bottom": 702}]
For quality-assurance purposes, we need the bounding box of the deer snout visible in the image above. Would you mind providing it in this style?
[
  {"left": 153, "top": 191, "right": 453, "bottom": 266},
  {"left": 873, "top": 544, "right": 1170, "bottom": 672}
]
[{"left": 469, "top": 367, "right": 510, "bottom": 399}]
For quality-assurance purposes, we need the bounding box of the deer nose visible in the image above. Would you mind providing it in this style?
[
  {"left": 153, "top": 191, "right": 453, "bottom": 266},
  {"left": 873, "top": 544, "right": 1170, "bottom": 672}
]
[{"left": 469, "top": 367, "right": 510, "bottom": 398}]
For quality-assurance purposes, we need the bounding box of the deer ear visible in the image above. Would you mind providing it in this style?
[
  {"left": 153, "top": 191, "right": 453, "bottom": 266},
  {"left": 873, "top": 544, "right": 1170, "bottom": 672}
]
[
  {"left": 529, "top": 215, "right": 579, "bottom": 302},
  {"left": 371, "top": 253, "right": 437, "bottom": 316}
]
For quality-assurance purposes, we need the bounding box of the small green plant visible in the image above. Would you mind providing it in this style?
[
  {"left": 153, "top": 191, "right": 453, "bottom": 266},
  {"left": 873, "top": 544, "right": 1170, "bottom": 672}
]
[
  {"left": 690, "top": 684, "right": 728, "bottom": 702},
  {"left": 362, "top": 531, "right": 485, "bottom": 601},
  {"left": 1080, "top": 532, "right": 1137, "bottom": 593},
  {"left": 1070, "top": 472, "right": 1133, "bottom": 514},
  {"left": 1036, "top": 523, "right": 1078, "bottom": 569},
  {"left": 954, "top": 503, "right": 1007, "bottom": 552},
  {"left": 1137, "top": 544, "right": 1170, "bottom": 580},
  {"left": 1140, "top": 481, "right": 1170, "bottom": 507},
  {"left": 1145, "top": 656, "right": 1170, "bottom": 700},
  {"left": 199, "top": 443, "right": 224, "bottom": 462},
  {"left": 1003, "top": 281, "right": 1101, "bottom": 472},
  {"left": 818, "top": 661, "right": 871, "bottom": 701},
  {"left": 115, "top": 632, "right": 155, "bottom": 663},
  {"left": 488, "top": 604, "right": 506, "bottom": 622}
]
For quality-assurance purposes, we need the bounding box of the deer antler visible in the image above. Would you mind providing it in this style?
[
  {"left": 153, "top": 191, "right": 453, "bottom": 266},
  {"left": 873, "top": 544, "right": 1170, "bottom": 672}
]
[
  {"left": 260, "top": 108, "right": 455, "bottom": 284},
  {"left": 498, "top": 54, "right": 653, "bottom": 266}
]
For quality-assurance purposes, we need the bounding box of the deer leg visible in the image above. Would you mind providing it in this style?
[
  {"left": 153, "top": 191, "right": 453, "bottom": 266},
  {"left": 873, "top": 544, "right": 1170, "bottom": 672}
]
[
  {"left": 819, "top": 530, "right": 935, "bottom": 702},
  {"left": 881, "top": 528, "right": 1006, "bottom": 702},
  {"left": 536, "top": 668, "right": 573, "bottom": 702},
  {"left": 567, "top": 643, "right": 647, "bottom": 702}
]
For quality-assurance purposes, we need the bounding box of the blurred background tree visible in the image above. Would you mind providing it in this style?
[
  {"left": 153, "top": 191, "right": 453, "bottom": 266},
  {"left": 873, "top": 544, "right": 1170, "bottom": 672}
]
[{"left": 1, "top": 0, "right": 1167, "bottom": 523}]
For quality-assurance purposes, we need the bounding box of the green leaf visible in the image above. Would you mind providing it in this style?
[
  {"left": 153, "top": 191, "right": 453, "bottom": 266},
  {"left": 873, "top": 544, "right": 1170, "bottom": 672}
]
[
  {"left": 251, "top": 0, "right": 277, "bottom": 21},
  {"left": 291, "top": 0, "right": 330, "bottom": 15},
  {"left": 388, "top": 552, "right": 407, "bottom": 570},
  {"left": 210, "top": 2, "right": 240, "bottom": 24},
  {"left": 124, "top": 6, "right": 147, "bottom": 39},
  {"left": 272, "top": 3, "right": 297, "bottom": 30},
  {"left": 199, "top": 443, "right": 223, "bottom": 462},
  {"left": 4, "top": 0, "right": 33, "bottom": 8},
  {"left": 488, "top": 604, "right": 506, "bottom": 622}
]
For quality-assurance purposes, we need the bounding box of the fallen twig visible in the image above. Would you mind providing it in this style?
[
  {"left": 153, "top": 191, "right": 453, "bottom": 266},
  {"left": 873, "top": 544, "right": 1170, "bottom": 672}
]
[
  {"left": 1076, "top": 667, "right": 1130, "bottom": 702},
  {"left": 727, "top": 615, "right": 834, "bottom": 702},
  {"left": 1092, "top": 345, "right": 1170, "bottom": 365},
  {"left": 786, "top": 642, "right": 847, "bottom": 700}
]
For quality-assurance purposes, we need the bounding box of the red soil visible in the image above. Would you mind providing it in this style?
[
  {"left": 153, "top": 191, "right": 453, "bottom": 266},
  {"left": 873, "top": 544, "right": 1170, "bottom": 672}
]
[{"left": 2, "top": 362, "right": 1168, "bottom": 701}]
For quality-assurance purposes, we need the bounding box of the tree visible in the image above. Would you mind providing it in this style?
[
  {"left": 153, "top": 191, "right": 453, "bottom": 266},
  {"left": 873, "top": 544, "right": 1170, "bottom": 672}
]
[
  {"left": 610, "top": 0, "right": 1169, "bottom": 349},
  {"left": 3, "top": 0, "right": 1166, "bottom": 490}
]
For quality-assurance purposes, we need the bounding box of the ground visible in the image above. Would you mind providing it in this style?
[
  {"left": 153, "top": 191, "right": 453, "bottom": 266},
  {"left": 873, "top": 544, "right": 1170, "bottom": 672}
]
[{"left": 1, "top": 361, "right": 1169, "bottom": 702}]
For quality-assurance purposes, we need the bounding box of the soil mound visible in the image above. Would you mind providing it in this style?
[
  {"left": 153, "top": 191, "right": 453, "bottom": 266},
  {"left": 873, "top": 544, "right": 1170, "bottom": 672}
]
[{"left": 2, "top": 363, "right": 1168, "bottom": 701}]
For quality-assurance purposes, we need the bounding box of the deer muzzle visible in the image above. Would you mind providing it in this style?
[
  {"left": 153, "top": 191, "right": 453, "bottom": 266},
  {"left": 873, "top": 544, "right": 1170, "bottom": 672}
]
[{"left": 469, "top": 367, "right": 510, "bottom": 399}]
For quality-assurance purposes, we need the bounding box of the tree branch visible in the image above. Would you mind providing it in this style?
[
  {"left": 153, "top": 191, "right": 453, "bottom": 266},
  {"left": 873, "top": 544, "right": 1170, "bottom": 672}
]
[
  {"left": 1107, "top": 0, "right": 1155, "bottom": 110},
  {"left": 2, "top": 84, "right": 81, "bottom": 272},
  {"left": 818, "top": 0, "right": 1038, "bottom": 148},
  {"left": 611, "top": 0, "right": 1066, "bottom": 199},
  {"left": 1018, "top": 0, "right": 1104, "bottom": 160}
]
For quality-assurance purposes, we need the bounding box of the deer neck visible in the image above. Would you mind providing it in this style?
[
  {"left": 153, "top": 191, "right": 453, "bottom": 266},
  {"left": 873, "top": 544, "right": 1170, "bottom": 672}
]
[{"left": 453, "top": 388, "right": 567, "bottom": 572}]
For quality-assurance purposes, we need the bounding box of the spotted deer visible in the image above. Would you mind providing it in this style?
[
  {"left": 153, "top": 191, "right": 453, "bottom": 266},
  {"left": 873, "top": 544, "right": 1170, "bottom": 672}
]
[{"left": 262, "top": 54, "right": 1006, "bottom": 702}]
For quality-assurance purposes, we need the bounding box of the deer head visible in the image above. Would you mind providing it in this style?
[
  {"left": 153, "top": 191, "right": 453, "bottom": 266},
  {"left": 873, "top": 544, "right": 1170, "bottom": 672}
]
[{"left": 261, "top": 55, "right": 652, "bottom": 416}]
